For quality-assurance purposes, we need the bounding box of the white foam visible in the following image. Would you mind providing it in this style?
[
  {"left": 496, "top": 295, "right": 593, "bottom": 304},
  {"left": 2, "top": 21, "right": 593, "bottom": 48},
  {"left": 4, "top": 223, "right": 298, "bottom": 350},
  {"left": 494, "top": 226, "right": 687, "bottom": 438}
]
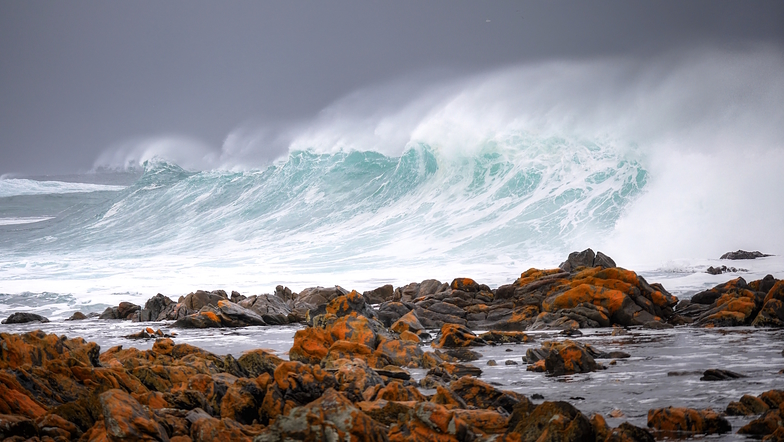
[
  {"left": 0, "top": 179, "right": 125, "bottom": 198},
  {"left": 0, "top": 217, "right": 54, "bottom": 226}
]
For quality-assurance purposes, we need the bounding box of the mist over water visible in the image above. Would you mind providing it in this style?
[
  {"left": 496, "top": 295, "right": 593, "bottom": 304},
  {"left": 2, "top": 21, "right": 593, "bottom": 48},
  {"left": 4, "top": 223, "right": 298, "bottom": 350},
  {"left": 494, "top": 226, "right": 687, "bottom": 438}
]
[{"left": 1, "top": 48, "right": 783, "bottom": 317}]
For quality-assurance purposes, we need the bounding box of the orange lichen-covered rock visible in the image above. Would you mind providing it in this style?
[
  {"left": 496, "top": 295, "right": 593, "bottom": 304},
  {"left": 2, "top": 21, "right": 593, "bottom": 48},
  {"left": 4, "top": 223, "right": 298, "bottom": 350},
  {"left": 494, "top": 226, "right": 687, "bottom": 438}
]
[
  {"left": 738, "top": 408, "right": 783, "bottom": 438},
  {"left": 647, "top": 406, "right": 731, "bottom": 436},
  {"left": 390, "top": 310, "right": 425, "bottom": 335},
  {"left": 752, "top": 280, "right": 784, "bottom": 327},
  {"left": 374, "top": 338, "right": 424, "bottom": 367},
  {"left": 399, "top": 331, "right": 421, "bottom": 342},
  {"left": 256, "top": 388, "right": 388, "bottom": 442},
  {"left": 0, "top": 375, "right": 47, "bottom": 418},
  {"left": 261, "top": 361, "right": 338, "bottom": 422},
  {"left": 388, "top": 401, "right": 469, "bottom": 442},
  {"left": 449, "top": 376, "right": 529, "bottom": 414},
  {"left": 333, "top": 358, "right": 385, "bottom": 402},
  {"left": 323, "top": 340, "right": 390, "bottom": 369},
  {"left": 477, "top": 331, "right": 532, "bottom": 344},
  {"left": 372, "top": 381, "right": 426, "bottom": 402},
  {"left": 525, "top": 340, "right": 600, "bottom": 376},
  {"left": 0, "top": 330, "right": 100, "bottom": 370},
  {"left": 542, "top": 284, "right": 634, "bottom": 323},
  {"left": 452, "top": 409, "right": 508, "bottom": 436},
  {"left": 328, "top": 314, "right": 380, "bottom": 349},
  {"left": 606, "top": 422, "right": 655, "bottom": 442},
  {"left": 35, "top": 412, "right": 82, "bottom": 440},
  {"left": 289, "top": 326, "right": 332, "bottom": 364},
  {"left": 98, "top": 389, "right": 169, "bottom": 441},
  {"left": 273, "top": 361, "right": 336, "bottom": 392},
  {"left": 219, "top": 377, "right": 267, "bottom": 425},
  {"left": 356, "top": 399, "right": 416, "bottom": 425},
  {"left": 430, "top": 385, "right": 467, "bottom": 410},
  {"left": 508, "top": 400, "right": 594, "bottom": 441},
  {"left": 188, "top": 408, "right": 263, "bottom": 442},
  {"left": 451, "top": 277, "right": 480, "bottom": 292},
  {"left": 433, "top": 323, "right": 486, "bottom": 348},
  {"left": 236, "top": 349, "right": 284, "bottom": 377}
]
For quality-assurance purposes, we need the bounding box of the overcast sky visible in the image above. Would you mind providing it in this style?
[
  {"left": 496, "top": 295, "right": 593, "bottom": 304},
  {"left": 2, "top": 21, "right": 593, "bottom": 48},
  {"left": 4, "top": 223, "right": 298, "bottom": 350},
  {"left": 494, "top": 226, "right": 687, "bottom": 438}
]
[{"left": 1, "top": 1, "right": 782, "bottom": 175}]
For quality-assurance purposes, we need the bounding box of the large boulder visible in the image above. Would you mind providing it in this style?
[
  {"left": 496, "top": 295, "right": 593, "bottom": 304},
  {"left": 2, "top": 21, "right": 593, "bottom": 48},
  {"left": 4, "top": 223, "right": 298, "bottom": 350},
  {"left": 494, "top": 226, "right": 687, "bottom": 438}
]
[
  {"left": 238, "top": 294, "right": 291, "bottom": 325},
  {"left": 1, "top": 312, "right": 49, "bottom": 324},
  {"left": 720, "top": 250, "right": 771, "bottom": 260},
  {"left": 173, "top": 300, "right": 266, "bottom": 328},
  {"left": 647, "top": 406, "right": 731, "bottom": 437},
  {"left": 136, "top": 294, "right": 175, "bottom": 322}
]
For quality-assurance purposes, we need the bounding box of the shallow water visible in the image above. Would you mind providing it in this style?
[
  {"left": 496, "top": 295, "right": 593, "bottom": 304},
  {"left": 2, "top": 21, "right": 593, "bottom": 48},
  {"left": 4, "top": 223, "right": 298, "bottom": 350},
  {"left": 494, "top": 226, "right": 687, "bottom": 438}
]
[{"left": 1, "top": 319, "right": 780, "bottom": 440}]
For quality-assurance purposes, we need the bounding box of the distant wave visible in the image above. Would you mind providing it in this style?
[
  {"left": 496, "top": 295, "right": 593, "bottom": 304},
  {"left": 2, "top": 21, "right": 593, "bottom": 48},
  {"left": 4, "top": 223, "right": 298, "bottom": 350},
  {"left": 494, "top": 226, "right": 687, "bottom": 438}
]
[{"left": 0, "top": 178, "right": 125, "bottom": 198}]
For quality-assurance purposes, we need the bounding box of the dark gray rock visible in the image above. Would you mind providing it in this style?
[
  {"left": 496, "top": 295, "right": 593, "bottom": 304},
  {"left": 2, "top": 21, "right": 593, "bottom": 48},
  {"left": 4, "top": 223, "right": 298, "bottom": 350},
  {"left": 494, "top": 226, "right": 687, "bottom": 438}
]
[
  {"left": 362, "top": 284, "right": 394, "bottom": 304},
  {"left": 1, "top": 312, "right": 49, "bottom": 324},
  {"left": 240, "top": 293, "right": 291, "bottom": 325},
  {"left": 700, "top": 369, "right": 746, "bottom": 381},
  {"left": 181, "top": 290, "right": 226, "bottom": 311},
  {"left": 721, "top": 250, "right": 771, "bottom": 260},
  {"left": 559, "top": 248, "right": 616, "bottom": 272},
  {"left": 136, "top": 293, "right": 174, "bottom": 322}
]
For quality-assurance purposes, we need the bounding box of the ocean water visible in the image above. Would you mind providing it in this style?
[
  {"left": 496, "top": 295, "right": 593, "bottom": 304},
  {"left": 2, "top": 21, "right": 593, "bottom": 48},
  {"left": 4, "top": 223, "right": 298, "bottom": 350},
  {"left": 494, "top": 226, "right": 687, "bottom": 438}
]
[{"left": 1, "top": 49, "right": 784, "bottom": 319}]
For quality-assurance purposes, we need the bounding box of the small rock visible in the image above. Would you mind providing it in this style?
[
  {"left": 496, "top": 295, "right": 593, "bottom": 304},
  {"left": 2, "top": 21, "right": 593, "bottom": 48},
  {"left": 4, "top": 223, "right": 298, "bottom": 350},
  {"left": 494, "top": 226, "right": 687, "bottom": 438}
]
[
  {"left": 700, "top": 369, "right": 746, "bottom": 381},
  {"left": 505, "top": 360, "right": 519, "bottom": 366},
  {"left": 66, "top": 312, "right": 88, "bottom": 321},
  {"left": 531, "top": 393, "right": 544, "bottom": 400},
  {"left": 487, "top": 360, "right": 497, "bottom": 366}
]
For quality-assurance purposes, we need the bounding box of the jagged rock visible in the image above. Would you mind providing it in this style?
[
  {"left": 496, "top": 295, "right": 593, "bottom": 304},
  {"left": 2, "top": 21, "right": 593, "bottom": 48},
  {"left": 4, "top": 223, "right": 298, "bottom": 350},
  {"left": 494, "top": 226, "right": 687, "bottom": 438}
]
[
  {"left": 291, "top": 286, "right": 349, "bottom": 316},
  {"left": 99, "top": 301, "right": 141, "bottom": 320},
  {"left": 238, "top": 293, "right": 291, "bottom": 325},
  {"left": 136, "top": 293, "right": 175, "bottom": 322},
  {"left": 230, "top": 291, "right": 245, "bottom": 303},
  {"left": 376, "top": 302, "right": 412, "bottom": 327},
  {"left": 1, "top": 312, "right": 49, "bottom": 324},
  {"left": 721, "top": 250, "right": 771, "bottom": 260},
  {"left": 363, "top": 284, "right": 394, "bottom": 304},
  {"left": 559, "top": 248, "right": 616, "bottom": 272}
]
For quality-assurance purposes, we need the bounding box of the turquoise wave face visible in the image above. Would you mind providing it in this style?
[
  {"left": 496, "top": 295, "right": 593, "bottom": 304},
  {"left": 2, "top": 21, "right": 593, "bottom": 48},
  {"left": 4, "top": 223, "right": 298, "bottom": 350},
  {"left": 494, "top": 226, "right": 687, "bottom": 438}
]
[
  {"left": 3, "top": 134, "right": 645, "bottom": 257},
  {"left": 0, "top": 132, "right": 647, "bottom": 301}
]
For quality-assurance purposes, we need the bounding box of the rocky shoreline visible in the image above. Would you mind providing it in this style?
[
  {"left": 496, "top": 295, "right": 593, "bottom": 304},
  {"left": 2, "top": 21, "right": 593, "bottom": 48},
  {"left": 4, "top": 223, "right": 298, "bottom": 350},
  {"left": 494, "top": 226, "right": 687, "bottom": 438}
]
[{"left": 0, "top": 249, "right": 782, "bottom": 441}]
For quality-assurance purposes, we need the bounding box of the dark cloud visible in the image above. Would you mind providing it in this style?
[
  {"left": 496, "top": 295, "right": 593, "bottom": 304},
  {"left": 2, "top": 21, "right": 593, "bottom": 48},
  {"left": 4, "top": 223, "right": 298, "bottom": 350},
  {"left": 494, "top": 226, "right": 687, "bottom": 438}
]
[{"left": 1, "top": 0, "right": 782, "bottom": 174}]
